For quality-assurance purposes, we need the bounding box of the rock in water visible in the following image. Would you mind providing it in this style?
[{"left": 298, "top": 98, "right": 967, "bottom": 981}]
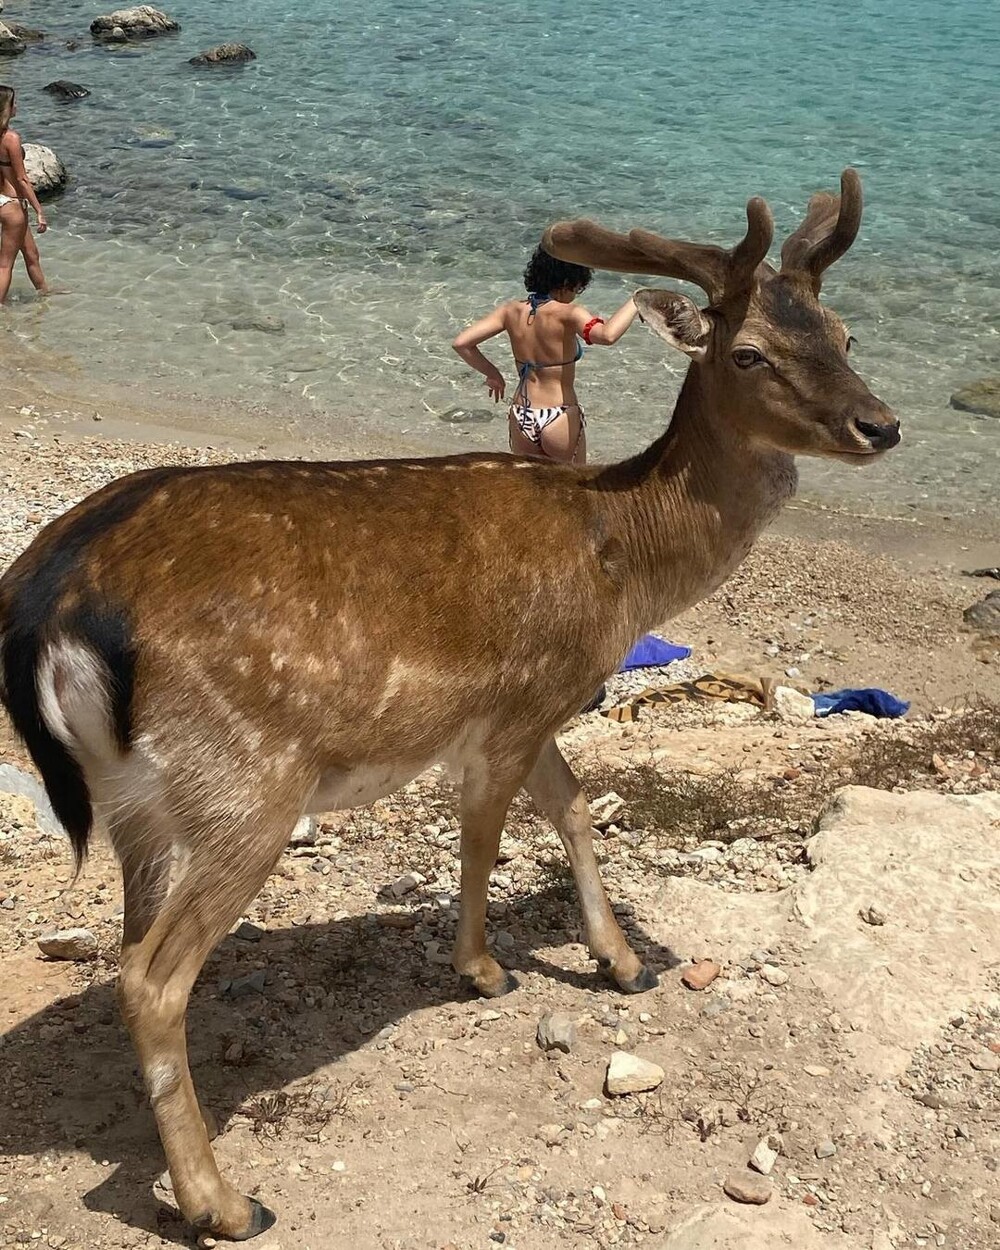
[
  {"left": 22, "top": 144, "right": 68, "bottom": 198},
  {"left": 91, "top": 7, "right": 180, "bottom": 40},
  {"left": 536, "top": 1012, "right": 576, "bottom": 1054},
  {"left": 38, "top": 928, "right": 98, "bottom": 961},
  {"left": 950, "top": 376, "right": 1000, "bottom": 419},
  {"left": 44, "top": 80, "right": 91, "bottom": 101},
  {"left": 605, "top": 1051, "right": 664, "bottom": 1095},
  {"left": 7, "top": 23, "right": 44, "bottom": 42},
  {"left": 0, "top": 20, "right": 25, "bottom": 55},
  {"left": 189, "top": 42, "right": 256, "bottom": 66},
  {"left": 723, "top": 1169, "right": 772, "bottom": 1205}
]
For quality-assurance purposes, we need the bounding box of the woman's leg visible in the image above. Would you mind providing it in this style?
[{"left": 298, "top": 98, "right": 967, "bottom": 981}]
[
  {"left": 538, "top": 405, "right": 587, "bottom": 465},
  {"left": 20, "top": 225, "right": 49, "bottom": 294},
  {"left": 0, "top": 203, "right": 28, "bottom": 304}
]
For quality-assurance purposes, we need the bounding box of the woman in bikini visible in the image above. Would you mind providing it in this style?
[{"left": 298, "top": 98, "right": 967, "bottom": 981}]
[
  {"left": 452, "top": 246, "right": 638, "bottom": 464},
  {"left": 0, "top": 86, "right": 49, "bottom": 305}
]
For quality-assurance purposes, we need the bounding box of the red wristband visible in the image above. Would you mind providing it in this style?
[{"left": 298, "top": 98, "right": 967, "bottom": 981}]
[{"left": 582, "top": 317, "right": 605, "bottom": 345}]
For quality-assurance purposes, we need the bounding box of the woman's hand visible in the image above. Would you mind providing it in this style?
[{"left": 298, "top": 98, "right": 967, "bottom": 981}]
[
  {"left": 485, "top": 369, "right": 506, "bottom": 402},
  {"left": 36, "top": 215, "right": 48, "bottom": 234}
]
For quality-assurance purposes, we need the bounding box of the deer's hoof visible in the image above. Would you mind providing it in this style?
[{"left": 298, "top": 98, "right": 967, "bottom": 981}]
[
  {"left": 615, "top": 964, "right": 658, "bottom": 994},
  {"left": 230, "top": 1198, "right": 277, "bottom": 1240},
  {"left": 461, "top": 969, "right": 519, "bottom": 999}
]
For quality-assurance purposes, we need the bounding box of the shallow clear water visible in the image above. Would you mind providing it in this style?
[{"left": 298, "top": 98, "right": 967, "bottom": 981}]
[{"left": 3, "top": 0, "right": 999, "bottom": 512}]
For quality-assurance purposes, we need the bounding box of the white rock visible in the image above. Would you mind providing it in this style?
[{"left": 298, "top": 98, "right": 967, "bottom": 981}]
[
  {"left": 590, "top": 791, "right": 626, "bottom": 830},
  {"left": 22, "top": 144, "right": 67, "bottom": 197},
  {"left": 772, "top": 685, "right": 815, "bottom": 723},
  {"left": 605, "top": 1050, "right": 664, "bottom": 1096},
  {"left": 290, "top": 815, "right": 318, "bottom": 846},
  {"left": 90, "top": 7, "right": 180, "bottom": 39},
  {"left": 37, "top": 928, "right": 98, "bottom": 961},
  {"left": 748, "top": 1134, "right": 781, "bottom": 1175},
  {"left": 760, "top": 964, "right": 789, "bottom": 987}
]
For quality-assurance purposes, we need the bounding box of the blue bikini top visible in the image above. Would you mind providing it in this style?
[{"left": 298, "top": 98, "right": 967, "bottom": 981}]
[{"left": 515, "top": 293, "right": 584, "bottom": 404}]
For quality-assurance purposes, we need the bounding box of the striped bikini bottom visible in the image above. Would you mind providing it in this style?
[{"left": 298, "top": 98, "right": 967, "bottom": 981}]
[{"left": 509, "top": 402, "right": 585, "bottom": 449}]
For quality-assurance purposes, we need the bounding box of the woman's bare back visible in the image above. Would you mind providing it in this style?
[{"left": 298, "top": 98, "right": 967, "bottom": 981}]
[{"left": 503, "top": 299, "right": 582, "bottom": 407}]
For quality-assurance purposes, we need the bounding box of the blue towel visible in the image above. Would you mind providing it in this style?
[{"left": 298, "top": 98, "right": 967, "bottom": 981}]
[
  {"left": 620, "top": 634, "right": 691, "bottom": 673},
  {"left": 811, "top": 688, "right": 909, "bottom": 719}
]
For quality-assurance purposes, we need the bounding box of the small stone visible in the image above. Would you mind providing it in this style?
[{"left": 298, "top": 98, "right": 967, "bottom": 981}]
[
  {"left": 970, "top": 1052, "right": 999, "bottom": 1072},
  {"left": 536, "top": 1123, "right": 565, "bottom": 1146},
  {"left": 233, "top": 921, "right": 264, "bottom": 942},
  {"left": 592, "top": 1185, "right": 607, "bottom": 1205},
  {"left": 749, "top": 1134, "right": 782, "bottom": 1175},
  {"left": 290, "top": 815, "right": 318, "bottom": 846},
  {"left": 37, "top": 928, "right": 98, "bottom": 961},
  {"left": 388, "top": 870, "right": 426, "bottom": 898},
  {"left": 859, "top": 905, "right": 887, "bottom": 926},
  {"left": 815, "top": 1139, "right": 837, "bottom": 1159},
  {"left": 681, "top": 959, "right": 721, "bottom": 991},
  {"left": 536, "top": 1012, "right": 575, "bottom": 1054},
  {"left": 225, "top": 969, "right": 266, "bottom": 999},
  {"left": 760, "top": 964, "right": 789, "bottom": 987},
  {"left": 803, "top": 1064, "right": 831, "bottom": 1077},
  {"left": 724, "top": 1169, "right": 773, "bottom": 1205},
  {"left": 223, "top": 1040, "right": 244, "bottom": 1064},
  {"left": 590, "top": 791, "right": 626, "bottom": 829},
  {"left": 605, "top": 1051, "right": 664, "bottom": 1096},
  {"left": 189, "top": 42, "right": 256, "bottom": 66}
]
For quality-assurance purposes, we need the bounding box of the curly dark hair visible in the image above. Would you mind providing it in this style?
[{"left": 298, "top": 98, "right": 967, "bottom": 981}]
[{"left": 523, "top": 246, "right": 592, "bottom": 297}]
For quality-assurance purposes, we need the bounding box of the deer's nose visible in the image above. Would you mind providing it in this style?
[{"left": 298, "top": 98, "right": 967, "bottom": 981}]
[{"left": 854, "top": 416, "right": 901, "bottom": 451}]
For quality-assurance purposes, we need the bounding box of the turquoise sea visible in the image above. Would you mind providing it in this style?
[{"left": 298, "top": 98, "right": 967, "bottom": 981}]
[{"left": 3, "top": 0, "right": 999, "bottom": 512}]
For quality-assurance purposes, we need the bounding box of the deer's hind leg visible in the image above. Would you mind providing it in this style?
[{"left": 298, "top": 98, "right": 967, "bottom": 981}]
[
  {"left": 525, "top": 737, "right": 656, "bottom": 993},
  {"left": 114, "top": 783, "right": 304, "bottom": 1241}
]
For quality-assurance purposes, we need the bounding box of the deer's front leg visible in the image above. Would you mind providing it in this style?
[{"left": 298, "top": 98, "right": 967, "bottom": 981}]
[{"left": 525, "top": 737, "right": 657, "bottom": 993}]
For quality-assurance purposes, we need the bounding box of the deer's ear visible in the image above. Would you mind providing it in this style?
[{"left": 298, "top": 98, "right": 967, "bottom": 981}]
[{"left": 634, "top": 289, "right": 711, "bottom": 359}]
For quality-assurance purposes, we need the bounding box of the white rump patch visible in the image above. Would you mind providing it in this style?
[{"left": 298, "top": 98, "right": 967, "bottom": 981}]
[{"left": 36, "top": 639, "right": 117, "bottom": 759}]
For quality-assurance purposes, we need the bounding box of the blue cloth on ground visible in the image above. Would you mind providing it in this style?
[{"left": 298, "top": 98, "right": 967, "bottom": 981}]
[
  {"left": 620, "top": 635, "right": 691, "bottom": 673},
  {"left": 811, "top": 688, "right": 909, "bottom": 719}
]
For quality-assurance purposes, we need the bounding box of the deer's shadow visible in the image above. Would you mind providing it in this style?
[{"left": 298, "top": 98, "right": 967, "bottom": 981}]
[{"left": 0, "top": 881, "right": 680, "bottom": 1245}]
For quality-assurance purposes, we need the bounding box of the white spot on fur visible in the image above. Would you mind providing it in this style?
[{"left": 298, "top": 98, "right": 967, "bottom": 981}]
[{"left": 147, "top": 1060, "right": 179, "bottom": 1101}]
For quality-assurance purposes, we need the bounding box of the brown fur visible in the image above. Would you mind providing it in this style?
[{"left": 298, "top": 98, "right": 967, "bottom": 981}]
[{"left": 0, "top": 170, "right": 898, "bottom": 1240}]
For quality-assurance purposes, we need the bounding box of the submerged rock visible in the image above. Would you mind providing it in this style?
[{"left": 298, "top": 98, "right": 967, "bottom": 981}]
[
  {"left": 22, "top": 144, "right": 68, "bottom": 199},
  {"left": 189, "top": 42, "right": 256, "bottom": 66},
  {"left": 7, "top": 23, "right": 44, "bottom": 43},
  {"left": 950, "top": 376, "right": 1000, "bottom": 419},
  {"left": 0, "top": 20, "right": 25, "bottom": 55},
  {"left": 91, "top": 7, "right": 180, "bottom": 41},
  {"left": 44, "top": 80, "right": 91, "bottom": 101}
]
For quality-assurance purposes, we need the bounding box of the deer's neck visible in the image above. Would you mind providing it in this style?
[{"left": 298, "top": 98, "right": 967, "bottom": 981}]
[{"left": 598, "top": 369, "right": 797, "bottom": 631}]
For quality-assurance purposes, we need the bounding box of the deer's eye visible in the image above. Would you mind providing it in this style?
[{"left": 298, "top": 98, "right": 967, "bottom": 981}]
[
  {"left": 732, "top": 347, "right": 765, "bottom": 369},
  {"left": 846, "top": 335, "right": 858, "bottom": 353}
]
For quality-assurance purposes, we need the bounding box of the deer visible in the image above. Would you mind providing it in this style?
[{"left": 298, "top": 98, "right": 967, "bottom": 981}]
[{"left": 0, "top": 170, "right": 898, "bottom": 1241}]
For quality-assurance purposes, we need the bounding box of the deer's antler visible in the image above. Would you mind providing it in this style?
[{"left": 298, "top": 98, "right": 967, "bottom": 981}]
[
  {"left": 780, "top": 169, "right": 863, "bottom": 293},
  {"left": 542, "top": 196, "right": 774, "bottom": 306}
]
